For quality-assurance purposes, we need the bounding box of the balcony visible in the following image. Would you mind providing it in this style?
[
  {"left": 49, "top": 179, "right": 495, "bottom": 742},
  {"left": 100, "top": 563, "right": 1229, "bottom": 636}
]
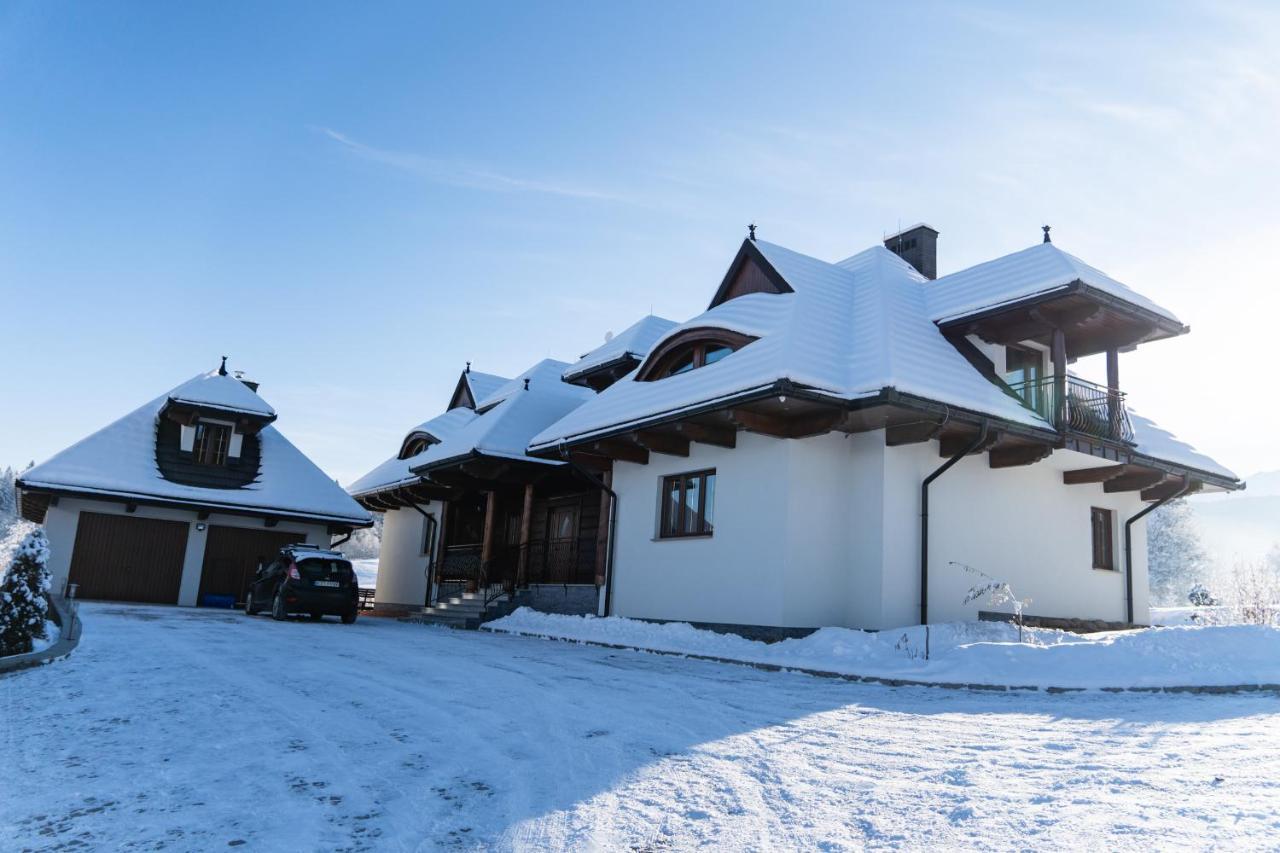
[{"left": 1007, "top": 375, "right": 1134, "bottom": 444}]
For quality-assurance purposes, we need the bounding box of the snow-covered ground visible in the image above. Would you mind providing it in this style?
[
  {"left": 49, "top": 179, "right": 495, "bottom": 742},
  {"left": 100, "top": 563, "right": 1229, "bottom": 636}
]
[
  {"left": 490, "top": 609, "right": 1280, "bottom": 690},
  {"left": 2, "top": 604, "right": 1279, "bottom": 850}
]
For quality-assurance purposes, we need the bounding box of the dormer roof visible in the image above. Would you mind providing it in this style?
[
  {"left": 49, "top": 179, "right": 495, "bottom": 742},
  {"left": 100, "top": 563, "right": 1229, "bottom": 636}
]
[
  {"left": 447, "top": 369, "right": 511, "bottom": 411},
  {"left": 164, "top": 369, "right": 277, "bottom": 421},
  {"left": 563, "top": 315, "right": 679, "bottom": 389}
]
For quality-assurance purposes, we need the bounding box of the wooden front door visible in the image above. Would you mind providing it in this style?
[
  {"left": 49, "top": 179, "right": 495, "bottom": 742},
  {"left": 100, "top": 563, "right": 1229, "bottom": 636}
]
[
  {"left": 197, "top": 526, "right": 306, "bottom": 605},
  {"left": 67, "top": 512, "right": 190, "bottom": 604},
  {"left": 544, "top": 504, "right": 579, "bottom": 583}
]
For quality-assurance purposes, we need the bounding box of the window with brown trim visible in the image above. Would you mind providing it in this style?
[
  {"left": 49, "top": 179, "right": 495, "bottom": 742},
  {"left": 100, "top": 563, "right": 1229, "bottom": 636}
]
[
  {"left": 659, "top": 469, "right": 716, "bottom": 538},
  {"left": 1091, "top": 507, "right": 1114, "bottom": 570},
  {"left": 636, "top": 328, "right": 757, "bottom": 381},
  {"left": 192, "top": 422, "right": 231, "bottom": 466}
]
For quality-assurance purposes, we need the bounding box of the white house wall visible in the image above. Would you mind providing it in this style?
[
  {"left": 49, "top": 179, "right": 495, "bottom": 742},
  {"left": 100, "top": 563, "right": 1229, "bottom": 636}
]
[
  {"left": 374, "top": 503, "right": 440, "bottom": 608},
  {"left": 609, "top": 429, "right": 1151, "bottom": 631},
  {"left": 41, "top": 496, "right": 330, "bottom": 607}
]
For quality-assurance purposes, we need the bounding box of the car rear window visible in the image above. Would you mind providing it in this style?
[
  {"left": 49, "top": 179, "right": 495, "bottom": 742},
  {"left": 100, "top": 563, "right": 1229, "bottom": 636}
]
[{"left": 296, "top": 558, "right": 354, "bottom": 581}]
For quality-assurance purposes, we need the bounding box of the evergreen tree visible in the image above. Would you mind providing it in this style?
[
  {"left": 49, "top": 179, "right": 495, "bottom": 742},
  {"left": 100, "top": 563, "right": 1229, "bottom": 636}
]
[
  {"left": 0, "top": 529, "right": 51, "bottom": 656},
  {"left": 1147, "top": 499, "right": 1209, "bottom": 606}
]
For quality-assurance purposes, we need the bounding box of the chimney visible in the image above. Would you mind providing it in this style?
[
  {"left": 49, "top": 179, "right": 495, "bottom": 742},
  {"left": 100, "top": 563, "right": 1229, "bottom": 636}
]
[{"left": 883, "top": 223, "right": 939, "bottom": 280}]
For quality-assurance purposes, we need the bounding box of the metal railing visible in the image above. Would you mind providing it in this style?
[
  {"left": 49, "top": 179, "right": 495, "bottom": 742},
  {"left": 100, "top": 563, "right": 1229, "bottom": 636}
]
[
  {"left": 434, "top": 540, "right": 597, "bottom": 607},
  {"left": 1007, "top": 375, "right": 1135, "bottom": 444}
]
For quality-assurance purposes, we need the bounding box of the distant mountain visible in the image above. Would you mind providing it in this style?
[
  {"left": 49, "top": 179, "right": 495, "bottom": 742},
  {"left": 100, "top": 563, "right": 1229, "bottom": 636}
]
[{"left": 1188, "top": 469, "right": 1280, "bottom": 569}]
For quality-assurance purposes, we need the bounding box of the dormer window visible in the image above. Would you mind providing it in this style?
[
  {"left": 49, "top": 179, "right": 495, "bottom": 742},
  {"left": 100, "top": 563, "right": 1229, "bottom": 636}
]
[
  {"left": 193, "top": 422, "right": 231, "bottom": 466},
  {"left": 637, "top": 328, "right": 757, "bottom": 382}
]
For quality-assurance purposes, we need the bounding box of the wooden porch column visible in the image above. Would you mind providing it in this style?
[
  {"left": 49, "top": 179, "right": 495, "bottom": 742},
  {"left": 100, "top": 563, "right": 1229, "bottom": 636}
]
[
  {"left": 1106, "top": 347, "right": 1120, "bottom": 440},
  {"left": 594, "top": 468, "right": 613, "bottom": 587},
  {"left": 517, "top": 483, "right": 534, "bottom": 587},
  {"left": 479, "top": 491, "right": 498, "bottom": 589},
  {"left": 431, "top": 499, "right": 450, "bottom": 605},
  {"left": 1051, "top": 327, "right": 1067, "bottom": 430}
]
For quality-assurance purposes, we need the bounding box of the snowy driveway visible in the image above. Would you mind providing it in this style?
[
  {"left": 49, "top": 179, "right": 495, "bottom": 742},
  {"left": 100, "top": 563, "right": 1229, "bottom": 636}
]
[{"left": 2, "top": 604, "right": 1279, "bottom": 851}]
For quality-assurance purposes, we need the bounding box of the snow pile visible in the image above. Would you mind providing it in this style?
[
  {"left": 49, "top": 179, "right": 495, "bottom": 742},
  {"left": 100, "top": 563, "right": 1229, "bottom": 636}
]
[{"left": 487, "top": 609, "right": 1280, "bottom": 690}]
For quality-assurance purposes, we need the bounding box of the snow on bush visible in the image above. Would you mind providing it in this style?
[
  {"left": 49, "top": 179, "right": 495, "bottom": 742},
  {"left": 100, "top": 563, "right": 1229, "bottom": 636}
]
[
  {"left": 1147, "top": 498, "right": 1210, "bottom": 606},
  {"left": 0, "top": 528, "right": 51, "bottom": 656},
  {"left": 487, "top": 608, "right": 1280, "bottom": 690}
]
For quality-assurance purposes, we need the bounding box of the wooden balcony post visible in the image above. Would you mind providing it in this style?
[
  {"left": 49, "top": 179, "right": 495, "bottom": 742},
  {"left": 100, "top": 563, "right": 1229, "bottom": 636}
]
[
  {"left": 517, "top": 483, "right": 534, "bottom": 588},
  {"left": 594, "top": 468, "right": 612, "bottom": 587},
  {"left": 1051, "top": 327, "right": 1067, "bottom": 430},
  {"left": 1106, "top": 347, "right": 1121, "bottom": 441},
  {"left": 479, "top": 490, "right": 498, "bottom": 591}
]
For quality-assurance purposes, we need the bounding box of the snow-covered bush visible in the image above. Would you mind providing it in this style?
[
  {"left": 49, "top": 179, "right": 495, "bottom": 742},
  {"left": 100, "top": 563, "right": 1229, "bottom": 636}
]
[
  {"left": 0, "top": 529, "right": 51, "bottom": 656},
  {"left": 955, "top": 562, "right": 1031, "bottom": 642},
  {"left": 1188, "top": 583, "right": 1216, "bottom": 607},
  {"left": 1224, "top": 559, "right": 1280, "bottom": 627},
  {"left": 335, "top": 514, "right": 383, "bottom": 560},
  {"left": 1147, "top": 499, "right": 1209, "bottom": 606}
]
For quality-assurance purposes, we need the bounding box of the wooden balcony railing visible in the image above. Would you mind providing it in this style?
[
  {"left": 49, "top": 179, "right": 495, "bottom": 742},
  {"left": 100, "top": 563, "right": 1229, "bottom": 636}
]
[{"left": 1007, "top": 375, "right": 1135, "bottom": 444}]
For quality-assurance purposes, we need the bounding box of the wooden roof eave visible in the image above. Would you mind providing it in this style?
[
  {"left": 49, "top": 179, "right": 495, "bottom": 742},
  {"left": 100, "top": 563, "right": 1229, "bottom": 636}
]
[{"left": 13, "top": 481, "right": 373, "bottom": 529}]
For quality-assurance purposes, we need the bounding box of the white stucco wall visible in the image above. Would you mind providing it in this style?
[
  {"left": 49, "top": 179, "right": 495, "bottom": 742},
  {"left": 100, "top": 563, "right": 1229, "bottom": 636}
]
[
  {"left": 608, "top": 429, "right": 1152, "bottom": 631},
  {"left": 373, "top": 503, "right": 440, "bottom": 608},
  {"left": 41, "top": 496, "right": 329, "bottom": 606}
]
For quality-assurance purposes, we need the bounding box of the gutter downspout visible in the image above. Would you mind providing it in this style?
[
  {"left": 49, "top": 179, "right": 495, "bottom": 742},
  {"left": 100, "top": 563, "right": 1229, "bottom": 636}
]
[
  {"left": 1123, "top": 479, "right": 1191, "bottom": 625},
  {"left": 558, "top": 442, "right": 619, "bottom": 617},
  {"left": 330, "top": 531, "right": 353, "bottom": 549},
  {"left": 920, "top": 421, "right": 989, "bottom": 626},
  {"left": 407, "top": 503, "right": 438, "bottom": 604}
]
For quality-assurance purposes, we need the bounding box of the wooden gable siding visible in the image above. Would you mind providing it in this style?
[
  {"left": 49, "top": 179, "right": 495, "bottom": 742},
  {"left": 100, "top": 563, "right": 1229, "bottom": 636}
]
[
  {"left": 155, "top": 419, "right": 261, "bottom": 489},
  {"left": 721, "top": 255, "right": 786, "bottom": 302}
]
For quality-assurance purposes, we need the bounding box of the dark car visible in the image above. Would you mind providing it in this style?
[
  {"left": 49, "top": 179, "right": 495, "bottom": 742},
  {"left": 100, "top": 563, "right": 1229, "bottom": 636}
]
[{"left": 244, "top": 546, "right": 359, "bottom": 624}]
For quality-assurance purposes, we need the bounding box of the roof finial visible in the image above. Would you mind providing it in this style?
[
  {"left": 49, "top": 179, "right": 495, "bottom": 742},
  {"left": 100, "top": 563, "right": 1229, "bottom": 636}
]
[
  {"left": 748, "top": 222, "right": 757, "bottom": 242},
  {"left": 1042, "top": 224, "right": 1052, "bottom": 244},
  {"left": 465, "top": 361, "right": 471, "bottom": 373},
  {"left": 218, "top": 356, "right": 228, "bottom": 376},
  {"left": 523, "top": 378, "right": 530, "bottom": 391}
]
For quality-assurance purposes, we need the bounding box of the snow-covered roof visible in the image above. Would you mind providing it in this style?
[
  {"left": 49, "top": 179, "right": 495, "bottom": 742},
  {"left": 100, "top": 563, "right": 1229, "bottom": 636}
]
[
  {"left": 20, "top": 380, "right": 371, "bottom": 526},
  {"left": 531, "top": 240, "right": 1054, "bottom": 450},
  {"left": 473, "top": 359, "right": 592, "bottom": 411},
  {"left": 461, "top": 370, "right": 509, "bottom": 408},
  {"left": 345, "top": 407, "right": 478, "bottom": 498},
  {"left": 563, "top": 315, "right": 679, "bottom": 382},
  {"left": 1129, "top": 412, "right": 1238, "bottom": 483},
  {"left": 924, "top": 242, "right": 1182, "bottom": 325},
  {"left": 166, "top": 370, "right": 276, "bottom": 419},
  {"left": 414, "top": 377, "right": 593, "bottom": 473}
]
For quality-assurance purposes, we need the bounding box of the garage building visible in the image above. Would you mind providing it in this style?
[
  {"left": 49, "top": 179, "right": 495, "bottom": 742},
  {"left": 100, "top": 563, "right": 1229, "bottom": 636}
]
[{"left": 16, "top": 363, "right": 371, "bottom": 606}]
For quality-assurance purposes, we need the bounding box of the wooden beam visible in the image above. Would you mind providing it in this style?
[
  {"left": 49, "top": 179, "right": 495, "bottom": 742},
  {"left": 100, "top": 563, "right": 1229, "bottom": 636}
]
[
  {"left": 989, "top": 444, "right": 1053, "bottom": 469},
  {"left": 1141, "top": 478, "right": 1202, "bottom": 502},
  {"left": 589, "top": 439, "right": 649, "bottom": 466},
  {"left": 461, "top": 459, "right": 512, "bottom": 482},
  {"left": 634, "top": 429, "right": 690, "bottom": 457},
  {"left": 595, "top": 469, "right": 612, "bottom": 587},
  {"left": 673, "top": 422, "right": 736, "bottom": 448},
  {"left": 1103, "top": 469, "right": 1166, "bottom": 493},
  {"left": 885, "top": 420, "right": 945, "bottom": 447},
  {"left": 1062, "top": 464, "right": 1133, "bottom": 485},
  {"left": 938, "top": 430, "right": 1000, "bottom": 457},
  {"left": 517, "top": 483, "right": 534, "bottom": 587},
  {"left": 731, "top": 408, "right": 844, "bottom": 439},
  {"left": 479, "top": 491, "right": 498, "bottom": 577},
  {"left": 1051, "top": 326, "right": 1066, "bottom": 429}
]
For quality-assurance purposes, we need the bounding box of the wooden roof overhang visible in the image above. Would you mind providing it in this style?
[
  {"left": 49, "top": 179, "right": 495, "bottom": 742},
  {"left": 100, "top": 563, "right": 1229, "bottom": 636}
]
[
  {"left": 527, "top": 378, "right": 1241, "bottom": 497},
  {"left": 14, "top": 480, "right": 371, "bottom": 532},
  {"left": 937, "top": 281, "right": 1189, "bottom": 358},
  {"left": 408, "top": 449, "right": 598, "bottom": 495},
  {"left": 563, "top": 354, "right": 643, "bottom": 391},
  {"left": 161, "top": 399, "right": 276, "bottom": 434}
]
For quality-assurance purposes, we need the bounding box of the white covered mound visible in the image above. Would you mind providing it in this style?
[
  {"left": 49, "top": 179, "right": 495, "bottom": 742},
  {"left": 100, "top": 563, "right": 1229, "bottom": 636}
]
[{"left": 486, "top": 609, "right": 1280, "bottom": 690}]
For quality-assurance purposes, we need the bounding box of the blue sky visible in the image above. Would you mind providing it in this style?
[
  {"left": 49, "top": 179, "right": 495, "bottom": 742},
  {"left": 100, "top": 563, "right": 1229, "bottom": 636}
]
[{"left": 2, "top": 1, "right": 1277, "bottom": 485}]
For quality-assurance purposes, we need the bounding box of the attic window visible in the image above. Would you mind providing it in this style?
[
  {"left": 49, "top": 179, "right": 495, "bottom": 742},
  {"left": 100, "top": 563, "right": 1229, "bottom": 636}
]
[
  {"left": 193, "top": 422, "right": 231, "bottom": 466},
  {"left": 636, "top": 328, "right": 757, "bottom": 382},
  {"left": 398, "top": 433, "right": 437, "bottom": 460}
]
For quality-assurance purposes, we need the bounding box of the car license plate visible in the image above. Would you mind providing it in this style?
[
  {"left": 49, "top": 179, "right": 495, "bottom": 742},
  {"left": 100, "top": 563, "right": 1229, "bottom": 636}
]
[{"left": 314, "top": 580, "right": 340, "bottom": 588}]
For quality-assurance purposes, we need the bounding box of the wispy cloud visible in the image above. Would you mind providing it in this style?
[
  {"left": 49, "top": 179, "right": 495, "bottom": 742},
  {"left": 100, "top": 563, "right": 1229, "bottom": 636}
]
[{"left": 315, "top": 127, "right": 624, "bottom": 202}]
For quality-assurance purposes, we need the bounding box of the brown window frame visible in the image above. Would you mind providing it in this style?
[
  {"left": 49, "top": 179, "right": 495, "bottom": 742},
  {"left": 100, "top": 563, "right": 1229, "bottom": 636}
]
[
  {"left": 659, "top": 469, "right": 716, "bottom": 539},
  {"left": 636, "top": 328, "right": 757, "bottom": 382},
  {"left": 192, "top": 421, "right": 231, "bottom": 467},
  {"left": 1091, "top": 506, "right": 1114, "bottom": 570}
]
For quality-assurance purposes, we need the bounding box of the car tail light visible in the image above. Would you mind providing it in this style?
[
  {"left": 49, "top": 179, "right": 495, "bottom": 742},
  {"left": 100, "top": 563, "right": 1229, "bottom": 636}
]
[{"left": 287, "top": 563, "right": 301, "bottom": 580}]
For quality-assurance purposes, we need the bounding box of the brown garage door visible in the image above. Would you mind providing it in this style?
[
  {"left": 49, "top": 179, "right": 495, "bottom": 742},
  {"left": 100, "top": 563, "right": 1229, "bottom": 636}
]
[
  {"left": 197, "top": 526, "right": 306, "bottom": 605},
  {"left": 67, "top": 512, "right": 190, "bottom": 604}
]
